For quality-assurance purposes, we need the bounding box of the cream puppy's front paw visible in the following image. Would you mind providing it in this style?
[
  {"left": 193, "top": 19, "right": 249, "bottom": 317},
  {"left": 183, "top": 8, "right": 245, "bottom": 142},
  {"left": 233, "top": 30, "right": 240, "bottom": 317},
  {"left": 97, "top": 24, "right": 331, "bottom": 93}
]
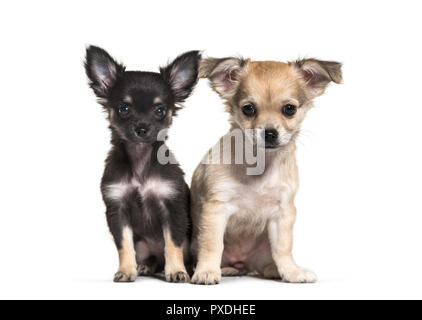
[
  {"left": 281, "top": 268, "right": 317, "bottom": 283},
  {"left": 191, "top": 268, "right": 222, "bottom": 285}
]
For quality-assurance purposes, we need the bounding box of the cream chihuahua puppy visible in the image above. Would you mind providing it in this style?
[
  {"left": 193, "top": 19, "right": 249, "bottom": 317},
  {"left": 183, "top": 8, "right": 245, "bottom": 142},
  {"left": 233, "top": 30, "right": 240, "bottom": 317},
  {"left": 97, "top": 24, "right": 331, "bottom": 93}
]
[{"left": 190, "top": 57, "right": 342, "bottom": 284}]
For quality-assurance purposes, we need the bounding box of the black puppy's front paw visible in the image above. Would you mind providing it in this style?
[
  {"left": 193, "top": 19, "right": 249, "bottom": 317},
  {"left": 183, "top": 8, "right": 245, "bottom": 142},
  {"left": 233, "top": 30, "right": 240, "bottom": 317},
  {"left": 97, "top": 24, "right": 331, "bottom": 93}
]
[
  {"left": 114, "top": 270, "right": 137, "bottom": 283},
  {"left": 166, "top": 271, "right": 190, "bottom": 283}
]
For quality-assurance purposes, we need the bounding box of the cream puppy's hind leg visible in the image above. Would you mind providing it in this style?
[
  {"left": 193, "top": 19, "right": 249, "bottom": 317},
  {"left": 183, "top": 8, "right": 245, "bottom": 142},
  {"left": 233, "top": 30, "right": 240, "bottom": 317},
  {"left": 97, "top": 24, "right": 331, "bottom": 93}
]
[
  {"left": 191, "top": 203, "right": 229, "bottom": 285},
  {"left": 221, "top": 267, "right": 247, "bottom": 277},
  {"left": 261, "top": 263, "right": 281, "bottom": 279},
  {"left": 268, "top": 202, "right": 317, "bottom": 283}
]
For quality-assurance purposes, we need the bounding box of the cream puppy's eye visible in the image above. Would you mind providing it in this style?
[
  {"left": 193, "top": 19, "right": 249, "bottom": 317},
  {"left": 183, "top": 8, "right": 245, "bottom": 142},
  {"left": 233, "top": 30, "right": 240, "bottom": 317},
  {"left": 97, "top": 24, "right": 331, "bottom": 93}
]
[
  {"left": 242, "top": 104, "right": 257, "bottom": 117},
  {"left": 282, "top": 104, "right": 297, "bottom": 117}
]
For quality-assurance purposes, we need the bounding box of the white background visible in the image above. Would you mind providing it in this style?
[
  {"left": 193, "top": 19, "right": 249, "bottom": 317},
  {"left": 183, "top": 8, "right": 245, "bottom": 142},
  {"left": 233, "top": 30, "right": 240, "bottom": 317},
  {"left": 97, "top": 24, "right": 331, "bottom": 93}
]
[{"left": 0, "top": 0, "right": 421, "bottom": 300}]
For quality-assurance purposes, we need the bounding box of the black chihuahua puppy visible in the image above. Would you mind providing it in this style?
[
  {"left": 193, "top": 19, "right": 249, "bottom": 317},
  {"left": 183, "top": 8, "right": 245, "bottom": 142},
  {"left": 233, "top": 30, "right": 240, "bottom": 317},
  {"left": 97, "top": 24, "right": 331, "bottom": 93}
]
[{"left": 85, "top": 46, "right": 201, "bottom": 283}]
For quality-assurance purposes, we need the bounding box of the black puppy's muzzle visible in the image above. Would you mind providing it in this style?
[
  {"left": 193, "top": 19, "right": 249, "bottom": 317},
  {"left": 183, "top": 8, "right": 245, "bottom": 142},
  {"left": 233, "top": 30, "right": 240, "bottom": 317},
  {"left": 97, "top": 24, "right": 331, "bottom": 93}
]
[
  {"left": 263, "top": 128, "right": 279, "bottom": 149},
  {"left": 135, "top": 126, "right": 148, "bottom": 138},
  {"left": 132, "top": 123, "right": 152, "bottom": 141}
]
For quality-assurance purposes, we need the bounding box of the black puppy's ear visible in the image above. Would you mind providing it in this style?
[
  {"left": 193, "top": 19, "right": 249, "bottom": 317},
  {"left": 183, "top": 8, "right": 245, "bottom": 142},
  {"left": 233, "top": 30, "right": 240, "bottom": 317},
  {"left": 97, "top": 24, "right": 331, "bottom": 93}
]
[
  {"left": 85, "top": 45, "right": 125, "bottom": 98},
  {"left": 199, "top": 57, "right": 248, "bottom": 99},
  {"left": 294, "top": 58, "right": 342, "bottom": 98},
  {"left": 160, "top": 51, "right": 201, "bottom": 103}
]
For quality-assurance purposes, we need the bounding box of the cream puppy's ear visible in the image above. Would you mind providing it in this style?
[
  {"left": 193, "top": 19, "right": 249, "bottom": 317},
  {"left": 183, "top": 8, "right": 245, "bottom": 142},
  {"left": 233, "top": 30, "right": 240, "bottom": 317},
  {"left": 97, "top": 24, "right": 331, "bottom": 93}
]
[
  {"left": 199, "top": 57, "right": 248, "bottom": 99},
  {"left": 294, "top": 59, "right": 342, "bottom": 98}
]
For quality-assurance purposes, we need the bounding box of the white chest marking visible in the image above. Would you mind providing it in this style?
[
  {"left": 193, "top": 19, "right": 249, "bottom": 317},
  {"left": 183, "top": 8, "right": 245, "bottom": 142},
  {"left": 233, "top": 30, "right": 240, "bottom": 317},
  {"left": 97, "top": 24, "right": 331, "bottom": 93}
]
[
  {"left": 105, "top": 182, "right": 131, "bottom": 201},
  {"left": 105, "top": 178, "right": 176, "bottom": 201},
  {"left": 139, "top": 178, "right": 177, "bottom": 199}
]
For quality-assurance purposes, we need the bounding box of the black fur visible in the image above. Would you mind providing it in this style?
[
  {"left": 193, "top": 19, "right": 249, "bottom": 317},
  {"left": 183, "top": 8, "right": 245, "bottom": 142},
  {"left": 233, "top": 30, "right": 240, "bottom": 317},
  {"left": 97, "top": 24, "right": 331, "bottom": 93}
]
[{"left": 85, "top": 45, "right": 200, "bottom": 279}]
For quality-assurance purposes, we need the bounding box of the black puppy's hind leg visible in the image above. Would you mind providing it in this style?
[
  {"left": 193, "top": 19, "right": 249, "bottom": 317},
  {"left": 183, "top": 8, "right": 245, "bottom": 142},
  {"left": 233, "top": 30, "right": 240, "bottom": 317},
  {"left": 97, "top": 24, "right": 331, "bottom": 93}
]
[
  {"left": 136, "top": 254, "right": 159, "bottom": 276},
  {"left": 106, "top": 206, "right": 137, "bottom": 283}
]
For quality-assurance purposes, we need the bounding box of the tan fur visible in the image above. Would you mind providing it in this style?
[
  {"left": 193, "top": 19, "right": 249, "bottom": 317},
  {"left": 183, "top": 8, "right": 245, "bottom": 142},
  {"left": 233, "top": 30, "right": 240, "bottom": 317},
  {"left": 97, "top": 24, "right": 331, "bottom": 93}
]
[
  {"left": 191, "top": 57, "right": 342, "bottom": 285},
  {"left": 221, "top": 267, "right": 247, "bottom": 277},
  {"left": 163, "top": 227, "right": 190, "bottom": 283},
  {"left": 114, "top": 227, "right": 137, "bottom": 282},
  {"left": 229, "top": 61, "right": 311, "bottom": 133}
]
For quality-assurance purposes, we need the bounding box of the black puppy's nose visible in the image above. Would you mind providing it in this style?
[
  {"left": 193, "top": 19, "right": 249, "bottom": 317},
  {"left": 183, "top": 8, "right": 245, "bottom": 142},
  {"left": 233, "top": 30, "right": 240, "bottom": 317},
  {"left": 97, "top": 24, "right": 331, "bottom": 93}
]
[
  {"left": 264, "top": 129, "right": 279, "bottom": 144},
  {"left": 134, "top": 126, "right": 149, "bottom": 138}
]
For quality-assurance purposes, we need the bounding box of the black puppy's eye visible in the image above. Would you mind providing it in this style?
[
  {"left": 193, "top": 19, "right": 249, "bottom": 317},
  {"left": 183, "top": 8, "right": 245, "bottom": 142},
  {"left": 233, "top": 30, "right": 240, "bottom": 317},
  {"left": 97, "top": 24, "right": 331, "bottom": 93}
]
[
  {"left": 118, "top": 105, "right": 130, "bottom": 116},
  {"left": 155, "top": 106, "right": 167, "bottom": 118},
  {"left": 282, "top": 104, "right": 297, "bottom": 117},
  {"left": 242, "top": 104, "right": 257, "bottom": 117}
]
